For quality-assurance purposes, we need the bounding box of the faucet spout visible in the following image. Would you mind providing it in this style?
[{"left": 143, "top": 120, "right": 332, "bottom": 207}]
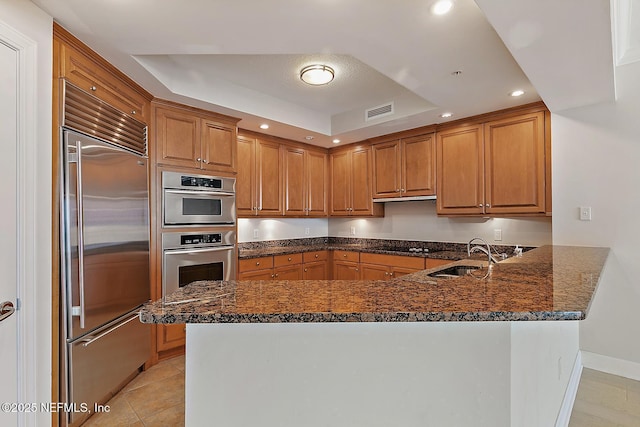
[{"left": 467, "top": 237, "right": 500, "bottom": 264}]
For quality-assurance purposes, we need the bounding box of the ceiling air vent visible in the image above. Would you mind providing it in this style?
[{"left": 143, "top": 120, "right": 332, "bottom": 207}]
[{"left": 365, "top": 102, "right": 394, "bottom": 121}]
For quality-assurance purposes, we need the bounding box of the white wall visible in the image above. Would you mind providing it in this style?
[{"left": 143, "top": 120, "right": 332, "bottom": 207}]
[
  {"left": 0, "top": 0, "right": 52, "bottom": 422},
  {"left": 552, "top": 60, "right": 640, "bottom": 371},
  {"left": 239, "top": 202, "right": 552, "bottom": 246}
]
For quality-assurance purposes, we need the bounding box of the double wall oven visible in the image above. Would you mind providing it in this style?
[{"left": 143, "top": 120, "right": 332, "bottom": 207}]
[{"left": 161, "top": 171, "right": 236, "bottom": 301}]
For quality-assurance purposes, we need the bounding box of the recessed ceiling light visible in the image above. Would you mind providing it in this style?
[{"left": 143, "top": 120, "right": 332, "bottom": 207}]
[
  {"left": 509, "top": 90, "right": 525, "bottom": 97},
  {"left": 305, "top": 136, "right": 314, "bottom": 140},
  {"left": 300, "top": 64, "right": 335, "bottom": 86},
  {"left": 259, "top": 123, "right": 269, "bottom": 129},
  {"left": 432, "top": 0, "right": 453, "bottom": 15},
  {"left": 332, "top": 139, "right": 341, "bottom": 144},
  {"left": 440, "top": 112, "right": 453, "bottom": 118}
]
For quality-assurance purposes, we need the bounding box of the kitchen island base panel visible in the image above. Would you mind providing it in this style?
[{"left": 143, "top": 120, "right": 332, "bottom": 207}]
[{"left": 185, "top": 321, "right": 578, "bottom": 427}]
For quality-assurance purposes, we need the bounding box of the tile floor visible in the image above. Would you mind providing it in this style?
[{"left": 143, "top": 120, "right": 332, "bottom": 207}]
[
  {"left": 569, "top": 368, "right": 640, "bottom": 427},
  {"left": 83, "top": 355, "right": 185, "bottom": 427},
  {"left": 83, "top": 358, "right": 640, "bottom": 426}
]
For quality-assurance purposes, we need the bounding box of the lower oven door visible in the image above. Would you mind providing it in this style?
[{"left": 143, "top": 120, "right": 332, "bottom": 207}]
[
  {"left": 163, "top": 189, "right": 235, "bottom": 226},
  {"left": 163, "top": 245, "right": 236, "bottom": 298}
]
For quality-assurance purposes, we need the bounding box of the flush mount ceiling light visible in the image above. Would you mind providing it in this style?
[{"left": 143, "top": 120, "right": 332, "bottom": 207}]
[
  {"left": 432, "top": 0, "right": 453, "bottom": 15},
  {"left": 300, "top": 65, "right": 335, "bottom": 86},
  {"left": 259, "top": 123, "right": 269, "bottom": 129},
  {"left": 332, "top": 139, "right": 341, "bottom": 144},
  {"left": 440, "top": 112, "right": 453, "bottom": 118},
  {"left": 509, "top": 89, "right": 525, "bottom": 97}
]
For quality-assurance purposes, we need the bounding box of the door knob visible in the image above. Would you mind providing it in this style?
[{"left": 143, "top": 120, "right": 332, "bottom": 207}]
[{"left": 0, "top": 301, "right": 15, "bottom": 322}]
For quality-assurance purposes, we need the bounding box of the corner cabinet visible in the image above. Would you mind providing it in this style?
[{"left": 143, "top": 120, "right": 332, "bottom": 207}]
[
  {"left": 372, "top": 133, "right": 436, "bottom": 199},
  {"left": 236, "top": 135, "right": 284, "bottom": 217},
  {"left": 153, "top": 101, "right": 238, "bottom": 174},
  {"left": 436, "top": 109, "right": 550, "bottom": 216},
  {"left": 283, "top": 146, "right": 329, "bottom": 217},
  {"left": 329, "top": 146, "right": 384, "bottom": 217}
]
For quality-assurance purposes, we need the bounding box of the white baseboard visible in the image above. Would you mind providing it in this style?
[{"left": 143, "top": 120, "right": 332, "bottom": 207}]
[
  {"left": 555, "top": 351, "right": 583, "bottom": 427},
  {"left": 581, "top": 351, "right": 640, "bottom": 381}
]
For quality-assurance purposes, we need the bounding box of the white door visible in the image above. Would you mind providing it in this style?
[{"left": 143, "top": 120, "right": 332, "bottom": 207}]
[{"left": 0, "top": 39, "right": 19, "bottom": 425}]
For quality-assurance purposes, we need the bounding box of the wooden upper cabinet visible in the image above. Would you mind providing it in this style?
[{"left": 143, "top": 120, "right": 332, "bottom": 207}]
[
  {"left": 201, "top": 119, "right": 237, "bottom": 174},
  {"left": 155, "top": 107, "right": 201, "bottom": 169},
  {"left": 372, "top": 133, "right": 436, "bottom": 199},
  {"left": 330, "top": 146, "right": 383, "bottom": 217},
  {"left": 484, "top": 111, "right": 546, "bottom": 214},
  {"left": 436, "top": 108, "right": 549, "bottom": 216},
  {"left": 59, "top": 42, "right": 151, "bottom": 125},
  {"left": 154, "top": 103, "right": 238, "bottom": 174},
  {"left": 283, "top": 147, "right": 328, "bottom": 217},
  {"left": 236, "top": 135, "right": 257, "bottom": 216},
  {"left": 237, "top": 134, "right": 284, "bottom": 217},
  {"left": 436, "top": 124, "right": 485, "bottom": 215}
]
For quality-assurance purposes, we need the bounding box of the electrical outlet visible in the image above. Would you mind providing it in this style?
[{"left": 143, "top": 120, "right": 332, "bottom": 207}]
[
  {"left": 253, "top": 229, "right": 259, "bottom": 238},
  {"left": 579, "top": 206, "right": 592, "bottom": 221},
  {"left": 350, "top": 226, "right": 356, "bottom": 236},
  {"left": 494, "top": 229, "right": 502, "bottom": 241},
  {"left": 304, "top": 227, "right": 310, "bottom": 235}
]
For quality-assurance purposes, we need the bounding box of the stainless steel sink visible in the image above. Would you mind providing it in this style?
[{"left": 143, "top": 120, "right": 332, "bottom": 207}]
[{"left": 427, "top": 265, "right": 480, "bottom": 278}]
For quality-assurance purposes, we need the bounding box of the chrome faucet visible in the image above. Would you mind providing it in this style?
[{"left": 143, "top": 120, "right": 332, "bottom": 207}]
[{"left": 467, "top": 237, "right": 501, "bottom": 264}]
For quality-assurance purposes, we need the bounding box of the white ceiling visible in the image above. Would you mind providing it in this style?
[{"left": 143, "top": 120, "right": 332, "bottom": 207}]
[{"left": 32, "top": 0, "right": 624, "bottom": 147}]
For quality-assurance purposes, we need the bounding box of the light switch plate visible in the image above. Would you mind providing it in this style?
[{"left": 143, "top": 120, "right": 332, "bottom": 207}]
[{"left": 579, "top": 206, "right": 592, "bottom": 221}]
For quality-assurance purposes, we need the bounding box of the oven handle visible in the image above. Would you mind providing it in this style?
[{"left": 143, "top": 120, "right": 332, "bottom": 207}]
[
  {"left": 164, "top": 189, "right": 235, "bottom": 197},
  {"left": 164, "top": 245, "right": 235, "bottom": 256}
]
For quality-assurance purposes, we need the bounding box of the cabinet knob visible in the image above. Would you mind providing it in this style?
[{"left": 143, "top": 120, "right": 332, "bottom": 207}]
[
  {"left": 315, "top": 254, "right": 319, "bottom": 258},
  {"left": 89, "top": 86, "right": 96, "bottom": 91},
  {"left": 197, "top": 158, "right": 202, "bottom": 162},
  {"left": 485, "top": 204, "right": 491, "bottom": 208},
  {"left": 479, "top": 204, "right": 483, "bottom": 208},
  {"left": 304, "top": 268, "right": 308, "bottom": 272},
  {"left": 256, "top": 261, "right": 260, "bottom": 266},
  {"left": 401, "top": 189, "right": 405, "bottom": 192},
  {"left": 396, "top": 188, "right": 400, "bottom": 192},
  {"left": 203, "top": 159, "right": 209, "bottom": 164},
  {"left": 385, "top": 272, "right": 389, "bottom": 276},
  {"left": 130, "top": 110, "right": 136, "bottom": 115},
  {"left": 343, "top": 254, "right": 347, "bottom": 258},
  {"left": 271, "top": 274, "right": 275, "bottom": 278},
  {"left": 274, "top": 274, "right": 278, "bottom": 278},
  {"left": 288, "top": 257, "right": 292, "bottom": 261}
]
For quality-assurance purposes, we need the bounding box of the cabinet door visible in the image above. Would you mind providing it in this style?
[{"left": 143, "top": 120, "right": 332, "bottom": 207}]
[
  {"left": 391, "top": 266, "right": 422, "bottom": 278},
  {"left": 306, "top": 150, "right": 329, "bottom": 216},
  {"left": 372, "top": 140, "right": 401, "bottom": 198},
  {"left": 329, "top": 150, "right": 351, "bottom": 215},
  {"left": 333, "top": 261, "right": 360, "bottom": 280},
  {"left": 484, "top": 112, "right": 546, "bottom": 214},
  {"left": 303, "top": 261, "right": 328, "bottom": 280},
  {"left": 256, "top": 139, "right": 284, "bottom": 216},
  {"left": 155, "top": 107, "right": 201, "bottom": 169},
  {"left": 157, "top": 324, "right": 185, "bottom": 352},
  {"left": 201, "top": 120, "right": 236, "bottom": 174},
  {"left": 273, "top": 265, "right": 303, "bottom": 280},
  {"left": 351, "top": 147, "right": 375, "bottom": 215},
  {"left": 284, "top": 146, "right": 306, "bottom": 216},
  {"left": 61, "top": 44, "right": 150, "bottom": 124},
  {"left": 236, "top": 136, "right": 257, "bottom": 216},
  {"left": 436, "top": 124, "right": 485, "bottom": 215},
  {"left": 360, "top": 263, "right": 391, "bottom": 280},
  {"left": 403, "top": 133, "right": 436, "bottom": 197}
]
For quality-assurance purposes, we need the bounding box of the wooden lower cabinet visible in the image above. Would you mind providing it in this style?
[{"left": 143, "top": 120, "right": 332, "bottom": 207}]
[
  {"left": 359, "top": 253, "right": 426, "bottom": 279},
  {"left": 332, "top": 251, "right": 361, "bottom": 279},
  {"left": 426, "top": 258, "right": 454, "bottom": 269},
  {"left": 157, "top": 324, "right": 185, "bottom": 353},
  {"left": 303, "top": 251, "right": 329, "bottom": 280},
  {"left": 238, "top": 252, "right": 329, "bottom": 280}
]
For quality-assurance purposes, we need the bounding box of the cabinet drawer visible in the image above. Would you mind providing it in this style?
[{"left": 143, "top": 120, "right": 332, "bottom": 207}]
[
  {"left": 61, "top": 44, "right": 150, "bottom": 124},
  {"left": 360, "top": 252, "right": 425, "bottom": 270},
  {"left": 333, "top": 250, "right": 360, "bottom": 263},
  {"left": 274, "top": 253, "right": 303, "bottom": 267},
  {"left": 303, "top": 250, "right": 328, "bottom": 263},
  {"left": 239, "top": 256, "right": 273, "bottom": 272}
]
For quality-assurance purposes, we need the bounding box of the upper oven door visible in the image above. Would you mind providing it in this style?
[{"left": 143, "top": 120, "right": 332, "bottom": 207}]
[{"left": 163, "top": 189, "right": 236, "bottom": 226}]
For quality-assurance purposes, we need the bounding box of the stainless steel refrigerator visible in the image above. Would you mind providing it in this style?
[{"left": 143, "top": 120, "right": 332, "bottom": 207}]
[{"left": 60, "top": 128, "right": 151, "bottom": 426}]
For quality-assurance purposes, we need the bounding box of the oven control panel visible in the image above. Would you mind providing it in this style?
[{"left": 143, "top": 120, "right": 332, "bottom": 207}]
[
  {"left": 181, "top": 233, "right": 222, "bottom": 245},
  {"left": 181, "top": 176, "right": 222, "bottom": 189}
]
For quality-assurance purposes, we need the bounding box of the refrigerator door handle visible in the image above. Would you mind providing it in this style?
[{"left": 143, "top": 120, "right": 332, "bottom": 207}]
[
  {"left": 75, "top": 140, "right": 86, "bottom": 329},
  {"left": 80, "top": 313, "right": 140, "bottom": 347}
]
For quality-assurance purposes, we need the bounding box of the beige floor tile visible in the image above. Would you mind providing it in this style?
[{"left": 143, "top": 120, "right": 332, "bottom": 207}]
[
  {"left": 121, "top": 359, "right": 183, "bottom": 393},
  {"left": 140, "top": 402, "right": 186, "bottom": 427},
  {"left": 82, "top": 394, "right": 139, "bottom": 427},
  {"left": 124, "top": 372, "right": 185, "bottom": 420}
]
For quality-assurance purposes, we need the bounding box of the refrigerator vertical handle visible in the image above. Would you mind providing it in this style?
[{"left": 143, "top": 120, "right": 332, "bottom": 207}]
[{"left": 75, "top": 141, "right": 86, "bottom": 329}]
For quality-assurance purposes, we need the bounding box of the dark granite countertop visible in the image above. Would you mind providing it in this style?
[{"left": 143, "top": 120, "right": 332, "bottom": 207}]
[{"left": 140, "top": 245, "right": 610, "bottom": 324}]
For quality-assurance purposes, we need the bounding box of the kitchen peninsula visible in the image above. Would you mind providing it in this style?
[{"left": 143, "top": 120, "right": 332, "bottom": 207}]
[{"left": 140, "top": 245, "right": 609, "bottom": 426}]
